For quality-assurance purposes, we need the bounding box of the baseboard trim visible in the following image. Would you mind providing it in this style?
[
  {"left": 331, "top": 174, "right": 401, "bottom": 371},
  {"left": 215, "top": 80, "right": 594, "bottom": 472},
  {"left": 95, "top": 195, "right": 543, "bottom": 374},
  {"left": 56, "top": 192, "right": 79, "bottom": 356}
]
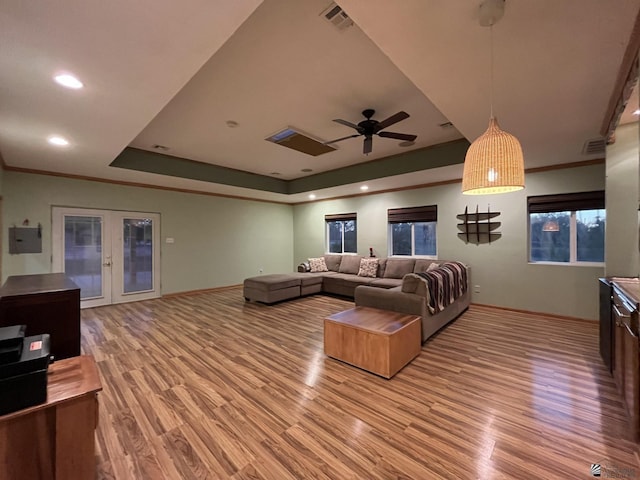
[
  {"left": 162, "top": 284, "right": 242, "bottom": 298},
  {"left": 471, "top": 302, "right": 596, "bottom": 323}
]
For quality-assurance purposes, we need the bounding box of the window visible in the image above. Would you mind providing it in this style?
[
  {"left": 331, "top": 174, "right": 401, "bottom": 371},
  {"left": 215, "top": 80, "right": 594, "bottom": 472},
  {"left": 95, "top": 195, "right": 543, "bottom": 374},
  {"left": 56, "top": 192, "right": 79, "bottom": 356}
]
[
  {"left": 388, "top": 205, "right": 437, "bottom": 257},
  {"left": 325, "top": 213, "right": 357, "bottom": 253},
  {"left": 528, "top": 191, "right": 605, "bottom": 264}
]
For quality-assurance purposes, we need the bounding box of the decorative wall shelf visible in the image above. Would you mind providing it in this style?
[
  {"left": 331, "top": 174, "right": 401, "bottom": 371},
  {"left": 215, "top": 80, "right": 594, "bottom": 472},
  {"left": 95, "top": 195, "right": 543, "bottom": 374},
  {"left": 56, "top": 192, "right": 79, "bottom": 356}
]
[{"left": 457, "top": 205, "right": 501, "bottom": 244}]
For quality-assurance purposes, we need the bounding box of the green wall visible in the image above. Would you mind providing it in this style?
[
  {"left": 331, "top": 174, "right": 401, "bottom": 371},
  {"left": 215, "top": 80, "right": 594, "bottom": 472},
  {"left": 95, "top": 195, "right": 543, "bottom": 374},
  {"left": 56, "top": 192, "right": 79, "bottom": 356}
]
[
  {"left": 2, "top": 164, "right": 609, "bottom": 319},
  {"left": 293, "top": 164, "right": 606, "bottom": 320},
  {"left": 605, "top": 122, "right": 639, "bottom": 277},
  {"left": 2, "top": 171, "right": 294, "bottom": 293}
]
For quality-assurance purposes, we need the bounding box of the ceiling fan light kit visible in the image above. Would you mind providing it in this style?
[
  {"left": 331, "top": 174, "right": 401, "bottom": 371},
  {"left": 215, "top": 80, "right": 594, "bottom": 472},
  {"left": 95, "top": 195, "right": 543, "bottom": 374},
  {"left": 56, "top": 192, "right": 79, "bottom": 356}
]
[
  {"left": 325, "top": 109, "right": 417, "bottom": 155},
  {"left": 462, "top": 0, "right": 525, "bottom": 195}
]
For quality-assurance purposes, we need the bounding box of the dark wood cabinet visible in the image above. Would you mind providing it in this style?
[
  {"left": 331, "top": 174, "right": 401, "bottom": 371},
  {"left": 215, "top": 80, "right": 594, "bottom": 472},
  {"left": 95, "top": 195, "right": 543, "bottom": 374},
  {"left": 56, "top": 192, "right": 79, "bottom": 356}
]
[
  {"left": 611, "top": 280, "right": 640, "bottom": 443},
  {"left": 623, "top": 320, "right": 640, "bottom": 442},
  {"left": 0, "top": 273, "right": 81, "bottom": 360},
  {"left": 599, "top": 278, "right": 613, "bottom": 372}
]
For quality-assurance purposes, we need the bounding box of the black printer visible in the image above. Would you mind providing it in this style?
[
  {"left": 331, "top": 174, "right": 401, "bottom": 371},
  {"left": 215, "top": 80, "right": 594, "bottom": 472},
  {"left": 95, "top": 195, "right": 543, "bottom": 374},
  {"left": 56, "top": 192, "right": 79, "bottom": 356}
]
[{"left": 0, "top": 324, "right": 52, "bottom": 416}]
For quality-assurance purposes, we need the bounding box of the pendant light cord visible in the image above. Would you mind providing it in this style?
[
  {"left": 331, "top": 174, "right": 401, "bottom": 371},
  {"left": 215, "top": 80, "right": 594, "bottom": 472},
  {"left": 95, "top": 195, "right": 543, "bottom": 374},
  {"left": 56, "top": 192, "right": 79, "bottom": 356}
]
[{"left": 490, "top": 23, "right": 494, "bottom": 119}]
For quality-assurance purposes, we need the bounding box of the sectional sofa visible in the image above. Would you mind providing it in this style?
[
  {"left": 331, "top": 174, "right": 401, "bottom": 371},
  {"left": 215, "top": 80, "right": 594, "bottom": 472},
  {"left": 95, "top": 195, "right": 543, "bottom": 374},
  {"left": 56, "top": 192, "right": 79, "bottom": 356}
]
[{"left": 243, "top": 254, "right": 470, "bottom": 342}]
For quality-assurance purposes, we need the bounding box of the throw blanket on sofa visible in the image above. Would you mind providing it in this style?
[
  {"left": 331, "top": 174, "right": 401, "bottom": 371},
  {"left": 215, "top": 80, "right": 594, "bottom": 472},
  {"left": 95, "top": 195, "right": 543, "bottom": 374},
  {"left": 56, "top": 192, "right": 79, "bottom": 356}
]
[{"left": 416, "top": 262, "right": 468, "bottom": 314}]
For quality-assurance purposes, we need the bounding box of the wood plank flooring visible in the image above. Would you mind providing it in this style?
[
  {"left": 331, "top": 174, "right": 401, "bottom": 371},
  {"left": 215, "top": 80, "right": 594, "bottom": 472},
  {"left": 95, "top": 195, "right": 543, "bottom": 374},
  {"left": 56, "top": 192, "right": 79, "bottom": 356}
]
[{"left": 80, "top": 288, "right": 639, "bottom": 479}]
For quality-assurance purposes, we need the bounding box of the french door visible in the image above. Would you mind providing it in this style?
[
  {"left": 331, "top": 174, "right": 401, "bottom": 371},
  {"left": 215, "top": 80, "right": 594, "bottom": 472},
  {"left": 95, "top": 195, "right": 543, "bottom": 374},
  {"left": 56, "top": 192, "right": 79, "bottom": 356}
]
[{"left": 52, "top": 208, "right": 160, "bottom": 308}]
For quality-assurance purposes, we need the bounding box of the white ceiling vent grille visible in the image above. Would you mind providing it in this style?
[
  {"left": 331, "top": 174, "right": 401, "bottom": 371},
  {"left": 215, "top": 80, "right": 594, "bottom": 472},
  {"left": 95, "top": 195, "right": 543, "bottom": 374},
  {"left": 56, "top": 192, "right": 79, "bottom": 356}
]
[
  {"left": 320, "top": 3, "right": 353, "bottom": 31},
  {"left": 266, "top": 127, "right": 337, "bottom": 156},
  {"left": 582, "top": 138, "right": 606, "bottom": 155}
]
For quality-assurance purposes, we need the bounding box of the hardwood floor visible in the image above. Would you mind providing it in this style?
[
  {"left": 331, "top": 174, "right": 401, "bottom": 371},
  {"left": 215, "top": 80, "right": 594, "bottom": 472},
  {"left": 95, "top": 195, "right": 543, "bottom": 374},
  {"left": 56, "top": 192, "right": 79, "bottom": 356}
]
[{"left": 81, "top": 288, "right": 639, "bottom": 479}]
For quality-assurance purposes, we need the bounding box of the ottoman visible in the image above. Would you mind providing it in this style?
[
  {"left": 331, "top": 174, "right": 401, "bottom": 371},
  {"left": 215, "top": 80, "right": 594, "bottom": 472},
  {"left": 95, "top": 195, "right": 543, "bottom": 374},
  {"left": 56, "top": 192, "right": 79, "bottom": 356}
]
[
  {"left": 243, "top": 274, "right": 301, "bottom": 304},
  {"left": 291, "top": 273, "right": 323, "bottom": 296}
]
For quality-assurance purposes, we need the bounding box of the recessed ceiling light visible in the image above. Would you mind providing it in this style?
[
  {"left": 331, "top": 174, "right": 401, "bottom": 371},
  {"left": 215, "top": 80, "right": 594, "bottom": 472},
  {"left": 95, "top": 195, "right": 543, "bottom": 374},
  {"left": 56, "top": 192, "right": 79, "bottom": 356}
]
[
  {"left": 301, "top": 168, "right": 313, "bottom": 173},
  {"left": 360, "top": 185, "right": 369, "bottom": 191},
  {"left": 308, "top": 194, "right": 316, "bottom": 200},
  {"left": 48, "top": 135, "right": 69, "bottom": 146},
  {"left": 634, "top": 109, "right": 640, "bottom": 116},
  {"left": 399, "top": 141, "right": 415, "bottom": 147},
  {"left": 226, "top": 120, "right": 239, "bottom": 128},
  {"left": 270, "top": 172, "right": 281, "bottom": 176},
  {"left": 54, "top": 73, "right": 83, "bottom": 89},
  {"left": 152, "top": 144, "right": 170, "bottom": 151}
]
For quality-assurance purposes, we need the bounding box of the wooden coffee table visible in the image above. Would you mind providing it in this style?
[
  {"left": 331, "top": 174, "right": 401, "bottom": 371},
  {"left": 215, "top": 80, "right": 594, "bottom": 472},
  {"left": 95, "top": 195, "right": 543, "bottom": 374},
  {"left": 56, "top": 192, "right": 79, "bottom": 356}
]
[{"left": 324, "top": 307, "right": 421, "bottom": 378}]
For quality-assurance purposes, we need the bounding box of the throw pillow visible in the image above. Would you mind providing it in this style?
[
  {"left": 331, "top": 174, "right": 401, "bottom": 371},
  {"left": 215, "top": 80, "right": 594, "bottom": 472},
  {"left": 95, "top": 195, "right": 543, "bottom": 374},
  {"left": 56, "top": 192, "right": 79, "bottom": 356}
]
[
  {"left": 308, "top": 257, "right": 328, "bottom": 273},
  {"left": 357, "top": 258, "right": 379, "bottom": 278},
  {"left": 427, "top": 262, "right": 440, "bottom": 272}
]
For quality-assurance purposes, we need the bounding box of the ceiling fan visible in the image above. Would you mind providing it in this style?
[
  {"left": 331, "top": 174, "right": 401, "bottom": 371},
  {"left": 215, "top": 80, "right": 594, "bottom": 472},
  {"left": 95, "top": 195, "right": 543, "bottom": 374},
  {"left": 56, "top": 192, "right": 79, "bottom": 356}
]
[{"left": 324, "top": 109, "right": 417, "bottom": 155}]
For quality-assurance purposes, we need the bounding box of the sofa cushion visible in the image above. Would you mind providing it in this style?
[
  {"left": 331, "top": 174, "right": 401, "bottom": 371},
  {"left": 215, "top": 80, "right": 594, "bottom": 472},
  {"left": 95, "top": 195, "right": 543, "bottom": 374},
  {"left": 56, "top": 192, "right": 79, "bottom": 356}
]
[
  {"left": 357, "top": 258, "right": 379, "bottom": 277},
  {"left": 383, "top": 258, "right": 415, "bottom": 278},
  {"left": 427, "top": 262, "right": 440, "bottom": 272},
  {"left": 339, "top": 255, "right": 362, "bottom": 274},
  {"left": 323, "top": 254, "right": 343, "bottom": 272},
  {"left": 376, "top": 258, "right": 387, "bottom": 278},
  {"left": 369, "top": 277, "right": 403, "bottom": 289},
  {"left": 243, "top": 274, "right": 300, "bottom": 291},
  {"left": 413, "top": 259, "right": 435, "bottom": 273},
  {"left": 308, "top": 257, "right": 328, "bottom": 273},
  {"left": 401, "top": 273, "right": 428, "bottom": 297}
]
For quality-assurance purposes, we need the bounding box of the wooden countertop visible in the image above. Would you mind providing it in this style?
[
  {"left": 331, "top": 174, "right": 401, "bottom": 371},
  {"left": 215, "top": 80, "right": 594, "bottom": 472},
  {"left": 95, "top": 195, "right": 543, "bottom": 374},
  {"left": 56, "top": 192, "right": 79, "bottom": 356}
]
[
  {"left": 0, "top": 355, "right": 102, "bottom": 422},
  {"left": 0, "top": 273, "right": 79, "bottom": 297},
  {"left": 611, "top": 278, "right": 639, "bottom": 310}
]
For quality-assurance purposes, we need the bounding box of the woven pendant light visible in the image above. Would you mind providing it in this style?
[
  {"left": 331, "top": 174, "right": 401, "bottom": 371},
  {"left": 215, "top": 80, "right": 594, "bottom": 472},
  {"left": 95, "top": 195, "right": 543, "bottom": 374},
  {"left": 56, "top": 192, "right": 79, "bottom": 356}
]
[
  {"left": 462, "top": 0, "right": 525, "bottom": 195},
  {"left": 462, "top": 117, "right": 524, "bottom": 194}
]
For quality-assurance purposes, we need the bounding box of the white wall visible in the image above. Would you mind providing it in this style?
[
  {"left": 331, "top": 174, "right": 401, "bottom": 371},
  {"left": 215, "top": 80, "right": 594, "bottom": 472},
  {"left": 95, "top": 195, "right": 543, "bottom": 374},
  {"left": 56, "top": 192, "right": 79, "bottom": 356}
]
[
  {"left": 294, "top": 164, "right": 606, "bottom": 320},
  {"left": 605, "top": 122, "right": 639, "bottom": 277},
  {"left": 2, "top": 171, "right": 294, "bottom": 294}
]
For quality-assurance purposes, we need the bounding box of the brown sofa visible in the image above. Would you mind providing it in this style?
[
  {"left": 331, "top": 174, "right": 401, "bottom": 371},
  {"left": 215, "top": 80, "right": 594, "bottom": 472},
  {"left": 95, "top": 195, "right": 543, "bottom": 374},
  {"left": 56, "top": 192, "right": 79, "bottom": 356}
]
[
  {"left": 298, "top": 255, "right": 470, "bottom": 341},
  {"left": 296, "top": 254, "right": 435, "bottom": 297},
  {"left": 244, "top": 254, "right": 470, "bottom": 342}
]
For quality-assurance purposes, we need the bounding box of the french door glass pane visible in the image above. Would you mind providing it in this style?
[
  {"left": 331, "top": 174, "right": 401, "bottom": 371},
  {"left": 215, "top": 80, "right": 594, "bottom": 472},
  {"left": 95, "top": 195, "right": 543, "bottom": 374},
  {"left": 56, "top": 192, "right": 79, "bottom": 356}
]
[
  {"left": 123, "top": 218, "right": 153, "bottom": 293},
  {"left": 64, "top": 216, "right": 102, "bottom": 299}
]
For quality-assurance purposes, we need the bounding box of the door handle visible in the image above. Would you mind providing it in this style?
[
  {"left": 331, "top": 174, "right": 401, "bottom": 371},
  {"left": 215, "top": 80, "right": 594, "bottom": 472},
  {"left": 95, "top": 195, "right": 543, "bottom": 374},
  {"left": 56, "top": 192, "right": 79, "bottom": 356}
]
[{"left": 103, "top": 261, "right": 111, "bottom": 267}]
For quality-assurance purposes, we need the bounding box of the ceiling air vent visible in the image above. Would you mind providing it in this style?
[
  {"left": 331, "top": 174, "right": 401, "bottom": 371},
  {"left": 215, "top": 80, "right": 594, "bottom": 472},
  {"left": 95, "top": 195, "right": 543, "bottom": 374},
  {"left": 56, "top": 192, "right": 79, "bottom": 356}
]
[
  {"left": 266, "top": 127, "right": 336, "bottom": 156},
  {"left": 320, "top": 3, "right": 353, "bottom": 31},
  {"left": 582, "top": 138, "right": 606, "bottom": 155}
]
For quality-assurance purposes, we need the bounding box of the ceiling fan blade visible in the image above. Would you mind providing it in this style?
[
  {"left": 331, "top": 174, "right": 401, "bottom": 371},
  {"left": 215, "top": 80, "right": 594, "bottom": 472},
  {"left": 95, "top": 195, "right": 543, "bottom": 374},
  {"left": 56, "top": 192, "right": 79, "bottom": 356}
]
[
  {"left": 333, "top": 119, "right": 363, "bottom": 132},
  {"left": 375, "top": 111, "right": 410, "bottom": 131},
  {"left": 363, "top": 136, "right": 373, "bottom": 155},
  {"left": 378, "top": 131, "right": 417, "bottom": 142},
  {"left": 323, "top": 134, "right": 361, "bottom": 145}
]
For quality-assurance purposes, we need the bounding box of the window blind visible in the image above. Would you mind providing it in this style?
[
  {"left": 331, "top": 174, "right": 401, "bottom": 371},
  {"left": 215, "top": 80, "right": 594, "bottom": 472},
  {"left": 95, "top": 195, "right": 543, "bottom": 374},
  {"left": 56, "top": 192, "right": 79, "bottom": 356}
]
[
  {"left": 325, "top": 213, "right": 357, "bottom": 221},
  {"left": 527, "top": 191, "right": 604, "bottom": 214},
  {"left": 387, "top": 205, "right": 437, "bottom": 223}
]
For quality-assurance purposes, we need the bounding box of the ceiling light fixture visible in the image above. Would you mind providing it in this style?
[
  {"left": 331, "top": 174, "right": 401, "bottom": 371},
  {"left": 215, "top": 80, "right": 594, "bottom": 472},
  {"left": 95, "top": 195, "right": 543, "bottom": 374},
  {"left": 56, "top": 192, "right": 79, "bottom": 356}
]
[
  {"left": 54, "top": 73, "right": 83, "bottom": 89},
  {"left": 634, "top": 109, "right": 640, "bottom": 116},
  {"left": 48, "top": 135, "right": 69, "bottom": 146},
  {"left": 308, "top": 194, "right": 316, "bottom": 200},
  {"left": 360, "top": 185, "right": 369, "bottom": 191},
  {"left": 462, "top": 0, "right": 524, "bottom": 195},
  {"left": 226, "top": 120, "right": 239, "bottom": 128}
]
